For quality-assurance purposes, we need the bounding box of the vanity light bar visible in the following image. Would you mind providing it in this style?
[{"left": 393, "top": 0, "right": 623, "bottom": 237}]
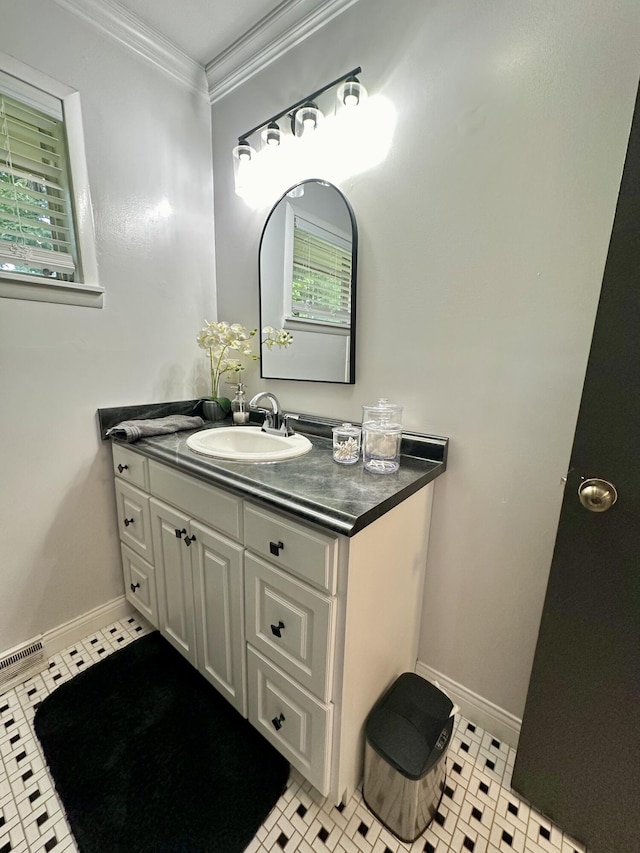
[{"left": 234, "top": 66, "right": 363, "bottom": 154}]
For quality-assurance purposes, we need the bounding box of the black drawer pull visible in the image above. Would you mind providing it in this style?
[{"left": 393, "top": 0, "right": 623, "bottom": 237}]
[
  {"left": 270, "top": 621, "right": 285, "bottom": 638},
  {"left": 272, "top": 713, "right": 285, "bottom": 731},
  {"left": 117, "top": 464, "right": 129, "bottom": 473},
  {"left": 269, "top": 540, "right": 284, "bottom": 556},
  {"left": 130, "top": 582, "right": 140, "bottom": 592},
  {"left": 124, "top": 517, "right": 134, "bottom": 527}
]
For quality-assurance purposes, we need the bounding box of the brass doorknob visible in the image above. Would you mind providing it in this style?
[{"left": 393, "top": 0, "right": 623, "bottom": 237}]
[{"left": 577, "top": 478, "right": 618, "bottom": 513}]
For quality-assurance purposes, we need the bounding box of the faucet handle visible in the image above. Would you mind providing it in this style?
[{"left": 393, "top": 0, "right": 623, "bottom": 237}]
[
  {"left": 282, "top": 413, "right": 299, "bottom": 436},
  {"left": 251, "top": 406, "right": 276, "bottom": 431}
]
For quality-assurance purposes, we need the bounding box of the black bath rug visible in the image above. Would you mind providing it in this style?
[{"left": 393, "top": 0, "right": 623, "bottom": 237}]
[{"left": 34, "top": 631, "right": 289, "bottom": 853}]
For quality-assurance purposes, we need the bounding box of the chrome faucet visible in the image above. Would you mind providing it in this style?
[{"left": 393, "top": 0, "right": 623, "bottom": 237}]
[{"left": 249, "top": 392, "right": 297, "bottom": 436}]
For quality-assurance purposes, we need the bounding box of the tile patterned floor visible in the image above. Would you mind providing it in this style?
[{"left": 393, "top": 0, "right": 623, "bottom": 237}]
[{"left": 0, "top": 616, "right": 588, "bottom": 853}]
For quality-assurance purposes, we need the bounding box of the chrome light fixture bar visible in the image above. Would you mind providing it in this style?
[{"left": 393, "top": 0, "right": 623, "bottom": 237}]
[{"left": 233, "top": 66, "right": 363, "bottom": 162}]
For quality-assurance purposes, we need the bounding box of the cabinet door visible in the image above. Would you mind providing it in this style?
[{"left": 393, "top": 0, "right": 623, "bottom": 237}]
[
  {"left": 247, "top": 647, "right": 333, "bottom": 796},
  {"left": 191, "top": 521, "right": 246, "bottom": 716},
  {"left": 114, "top": 479, "right": 154, "bottom": 563},
  {"left": 150, "top": 498, "right": 197, "bottom": 667},
  {"left": 245, "top": 553, "right": 334, "bottom": 701},
  {"left": 244, "top": 503, "right": 337, "bottom": 593},
  {"left": 121, "top": 543, "right": 158, "bottom": 628},
  {"left": 112, "top": 444, "right": 148, "bottom": 490}
]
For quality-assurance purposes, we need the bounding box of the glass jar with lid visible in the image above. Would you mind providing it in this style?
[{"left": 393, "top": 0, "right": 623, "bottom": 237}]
[
  {"left": 361, "top": 398, "right": 403, "bottom": 474},
  {"left": 332, "top": 422, "right": 361, "bottom": 464}
]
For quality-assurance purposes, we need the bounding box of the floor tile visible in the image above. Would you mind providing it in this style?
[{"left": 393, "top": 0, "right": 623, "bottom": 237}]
[{"left": 0, "top": 616, "right": 591, "bottom": 853}]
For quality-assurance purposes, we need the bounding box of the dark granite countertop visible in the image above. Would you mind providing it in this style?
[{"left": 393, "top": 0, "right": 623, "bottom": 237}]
[{"left": 98, "top": 401, "right": 448, "bottom": 537}]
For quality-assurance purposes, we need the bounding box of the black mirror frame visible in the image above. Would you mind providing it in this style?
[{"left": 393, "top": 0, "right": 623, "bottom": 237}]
[{"left": 258, "top": 179, "right": 358, "bottom": 385}]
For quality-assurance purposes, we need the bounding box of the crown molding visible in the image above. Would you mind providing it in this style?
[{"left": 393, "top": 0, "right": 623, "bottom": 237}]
[
  {"left": 49, "top": 0, "right": 208, "bottom": 98},
  {"left": 206, "top": 0, "right": 360, "bottom": 105}
]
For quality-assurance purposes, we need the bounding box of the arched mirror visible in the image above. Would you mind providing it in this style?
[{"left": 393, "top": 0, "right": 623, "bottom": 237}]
[{"left": 259, "top": 179, "right": 357, "bottom": 383}]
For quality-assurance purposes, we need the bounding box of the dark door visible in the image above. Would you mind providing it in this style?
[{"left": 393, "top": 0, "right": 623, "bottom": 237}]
[{"left": 511, "top": 83, "right": 640, "bottom": 852}]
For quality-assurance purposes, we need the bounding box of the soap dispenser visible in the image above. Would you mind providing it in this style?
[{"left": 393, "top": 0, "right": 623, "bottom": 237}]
[{"left": 231, "top": 382, "right": 249, "bottom": 425}]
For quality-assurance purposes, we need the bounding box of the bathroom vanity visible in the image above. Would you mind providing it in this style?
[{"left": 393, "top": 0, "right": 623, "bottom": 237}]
[{"left": 103, "top": 408, "right": 447, "bottom": 803}]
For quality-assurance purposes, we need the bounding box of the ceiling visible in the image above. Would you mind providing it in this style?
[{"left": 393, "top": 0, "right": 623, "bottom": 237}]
[
  {"left": 59, "top": 0, "right": 358, "bottom": 100},
  {"left": 115, "top": 0, "right": 316, "bottom": 68}
]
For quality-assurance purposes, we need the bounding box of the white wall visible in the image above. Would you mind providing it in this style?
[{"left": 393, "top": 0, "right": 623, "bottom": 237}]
[
  {"left": 211, "top": 0, "right": 640, "bottom": 718},
  {"left": 0, "top": 1, "right": 215, "bottom": 652}
]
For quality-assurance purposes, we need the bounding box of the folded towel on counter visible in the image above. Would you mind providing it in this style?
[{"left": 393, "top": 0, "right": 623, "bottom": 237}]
[{"left": 106, "top": 414, "right": 205, "bottom": 443}]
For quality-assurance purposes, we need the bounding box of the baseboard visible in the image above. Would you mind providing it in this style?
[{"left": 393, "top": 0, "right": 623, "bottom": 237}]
[
  {"left": 43, "top": 596, "right": 135, "bottom": 658},
  {"left": 415, "top": 660, "right": 522, "bottom": 749}
]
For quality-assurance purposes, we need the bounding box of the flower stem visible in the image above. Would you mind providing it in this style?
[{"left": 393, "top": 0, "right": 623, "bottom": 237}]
[{"left": 210, "top": 344, "right": 228, "bottom": 398}]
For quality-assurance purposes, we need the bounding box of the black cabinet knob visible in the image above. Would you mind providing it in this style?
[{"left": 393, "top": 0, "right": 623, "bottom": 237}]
[
  {"left": 269, "top": 540, "right": 284, "bottom": 556},
  {"left": 271, "top": 713, "right": 285, "bottom": 731},
  {"left": 270, "top": 621, "right": 285, "bottom": 638},
  {"left": 184, "top": 534, "right": 196, "bottom": 547},
  {"left": 117, "top": 464, "right": 129, "bottom": 473},
  {"left": 124, "top": 517, "right": 134, "bottom": 527},
  {"left": 130, "top": 582, "right": 140, "bottom": 592},
  {"left": 175, "top": 528, "right": 187, "bottom": 539}
]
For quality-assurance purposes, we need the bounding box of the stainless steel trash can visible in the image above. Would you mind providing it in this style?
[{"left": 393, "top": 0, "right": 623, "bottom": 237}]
[{"left": 362, "top": 673, "right": 454, "bottom": 842}]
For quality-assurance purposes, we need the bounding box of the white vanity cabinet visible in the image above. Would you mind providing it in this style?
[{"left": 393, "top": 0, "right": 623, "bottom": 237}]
[{"left": 111, "top": 442, "right": 435, "bottom": 804}]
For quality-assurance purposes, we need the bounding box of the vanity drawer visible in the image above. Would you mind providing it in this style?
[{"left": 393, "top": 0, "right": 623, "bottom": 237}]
[
  {"left": 121, "top": 544, "right": 158, "bottom": 627},
  {"left": 112, "top": 444, "right": 148, "bottom": 490},
  {"left": 245, "top": 553, "right": 334, "bottom": 701},
  {"left": 149, "top": 460, "right": 242, "bottom": 541},
  {"left": 244, "top": 503, "right": 337, "bottom": 593},
  {"left": 247, "top": 647, "right": 333, "bottom": 796},
  {"left": 114, "top": 480, "right": 154, "bottom": 563}
]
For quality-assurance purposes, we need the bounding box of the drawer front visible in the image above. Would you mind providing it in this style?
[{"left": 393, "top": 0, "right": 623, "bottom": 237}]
[
  {"left": 149, "top": 461, "right": 242, "bottom": 541},
  {"left": 247, "top": 647, "right": 333, "bottom": 796},
  {"left": 244, "top": 503, "right": 337, "bottom": 593},
  {"left": 121, "top": 544, "right": 158, "bottom": 627},
  {"left": 112, "top": 444, "right": 148, "bottom": 490},
  {"left": 114, "top": 480, "right": 154, "bottom": 562},
  {"left": 245, "top": 553, "right": 334, "bottom": 701}
]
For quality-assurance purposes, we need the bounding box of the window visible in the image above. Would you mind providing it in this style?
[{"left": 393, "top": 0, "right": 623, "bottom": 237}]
[
  {"left": 285, "top": 208, "right": 352, "bottom": 329},
  {"left": 0, "top": 91, "right": 77, "bottom": 280},
  {"left": 0, "top": 54, "right": 100, "bottom": 307}
]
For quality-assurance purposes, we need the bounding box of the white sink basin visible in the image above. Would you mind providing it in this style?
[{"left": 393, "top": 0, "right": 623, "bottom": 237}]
[{"left": 186, "top": 426, "right": 312, "bottom": 462}]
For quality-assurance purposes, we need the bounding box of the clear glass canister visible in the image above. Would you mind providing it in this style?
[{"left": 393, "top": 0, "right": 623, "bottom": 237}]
[
  {"left": 332, "top": 422, "right": 361, "bottom": 464},
  {"left": 362, "top": 398, "right": 403, "bottom": 474}
]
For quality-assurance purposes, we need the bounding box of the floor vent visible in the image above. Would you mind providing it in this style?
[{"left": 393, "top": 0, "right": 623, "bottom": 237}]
[{"left": 0, "top": 636, "right": 45, "bottom": 691}]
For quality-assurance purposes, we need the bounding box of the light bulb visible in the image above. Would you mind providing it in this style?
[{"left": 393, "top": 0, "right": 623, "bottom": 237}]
[
  {"left": 231, "top": 139, "right": 256, "bottom": 198},
  {"left": 261, "top": 121, "right": 281, "bottom": 147},
  {"left": 232, "top": 139, "right": 255, "bottom": 162},
  {"left": 294, "top": 103, "right": 323, "bottom": 137},
  {"left": 338, "top": 77, "right": 367, "bottom": 109}
]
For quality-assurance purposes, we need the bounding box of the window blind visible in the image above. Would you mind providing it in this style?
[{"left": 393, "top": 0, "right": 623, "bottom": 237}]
[
  {"left": 0, "top": 91, "right": 76, "bottom": 279},
  {"left": 291, "top": 214, "right": 352, "bottom": 326}
]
